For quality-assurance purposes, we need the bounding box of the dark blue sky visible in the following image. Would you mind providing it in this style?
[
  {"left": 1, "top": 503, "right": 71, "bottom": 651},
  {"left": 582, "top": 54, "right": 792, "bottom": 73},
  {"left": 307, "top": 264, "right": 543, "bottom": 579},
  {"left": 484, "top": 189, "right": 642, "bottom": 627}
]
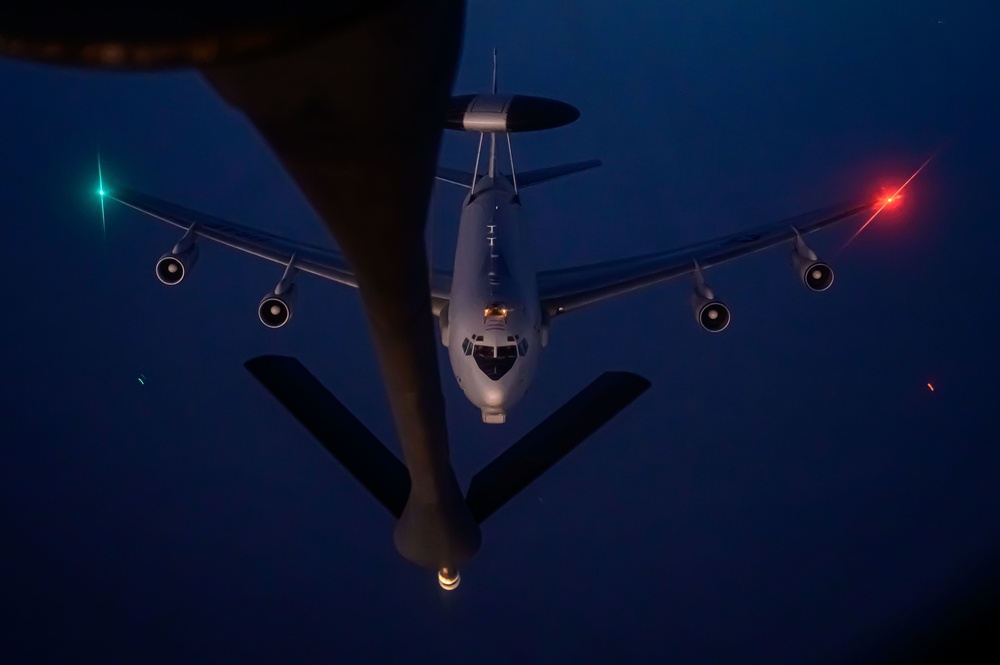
[{"left": 2, "top": 2, "right": 999, "bottom": 663}]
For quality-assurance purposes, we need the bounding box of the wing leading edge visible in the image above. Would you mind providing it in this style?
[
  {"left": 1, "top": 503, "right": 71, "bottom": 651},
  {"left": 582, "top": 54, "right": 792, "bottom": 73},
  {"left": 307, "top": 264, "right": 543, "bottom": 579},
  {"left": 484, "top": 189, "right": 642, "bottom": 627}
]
[
  {"left": 104, "top": 185, "right": 453, "bottom": 303},
  {"left": 538, "top": 197, "right": 875, "bottom": 317}
]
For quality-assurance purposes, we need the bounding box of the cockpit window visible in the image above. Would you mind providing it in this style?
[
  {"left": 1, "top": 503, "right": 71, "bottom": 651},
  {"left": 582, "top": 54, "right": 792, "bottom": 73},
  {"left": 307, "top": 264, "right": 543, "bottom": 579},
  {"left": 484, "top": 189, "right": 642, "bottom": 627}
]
[
  {"left": 496, "top": 345, "right": 517, "bottom": 360},
  {"left": 473, "top": 344, "right": 518, "bottom": 381}
]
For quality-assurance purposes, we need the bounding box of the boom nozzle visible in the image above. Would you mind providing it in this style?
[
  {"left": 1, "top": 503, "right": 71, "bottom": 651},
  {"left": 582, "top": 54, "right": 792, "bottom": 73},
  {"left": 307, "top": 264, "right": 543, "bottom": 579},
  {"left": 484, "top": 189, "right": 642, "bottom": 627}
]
[{"left": 438, "top": 567, "right": 461, "bottom": 591}]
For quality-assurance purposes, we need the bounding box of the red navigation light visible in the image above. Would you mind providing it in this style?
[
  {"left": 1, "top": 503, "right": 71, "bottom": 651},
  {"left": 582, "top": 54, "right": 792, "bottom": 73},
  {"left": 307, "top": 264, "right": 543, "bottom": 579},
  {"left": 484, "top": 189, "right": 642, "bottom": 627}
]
[
  {"left": 876, "top": 187, "right": 903, "bottom": 210},
  {"left": 841, "top": 154, "right": 936, "bottom": 253}
]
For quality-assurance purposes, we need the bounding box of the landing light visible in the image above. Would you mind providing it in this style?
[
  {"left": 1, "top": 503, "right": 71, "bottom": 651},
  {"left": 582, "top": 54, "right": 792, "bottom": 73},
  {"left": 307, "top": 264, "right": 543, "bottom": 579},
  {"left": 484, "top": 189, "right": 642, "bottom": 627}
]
[{"left": 484, "top": 304, "right": 508, "bottom": 318}]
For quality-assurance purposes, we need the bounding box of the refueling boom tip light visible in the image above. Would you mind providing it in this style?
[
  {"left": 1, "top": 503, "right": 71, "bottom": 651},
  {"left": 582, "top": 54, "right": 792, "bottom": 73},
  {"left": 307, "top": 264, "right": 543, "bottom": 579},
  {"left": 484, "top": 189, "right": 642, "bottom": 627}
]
[{"left": 438, "top": 567, "right": 461, "bottom": 590}]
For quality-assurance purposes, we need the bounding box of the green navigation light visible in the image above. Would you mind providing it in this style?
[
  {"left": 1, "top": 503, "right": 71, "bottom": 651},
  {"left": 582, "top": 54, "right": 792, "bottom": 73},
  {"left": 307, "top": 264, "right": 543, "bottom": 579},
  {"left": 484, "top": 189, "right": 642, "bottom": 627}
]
[{"left": 97, "top": 152, "right": 106, "bottom": 240}]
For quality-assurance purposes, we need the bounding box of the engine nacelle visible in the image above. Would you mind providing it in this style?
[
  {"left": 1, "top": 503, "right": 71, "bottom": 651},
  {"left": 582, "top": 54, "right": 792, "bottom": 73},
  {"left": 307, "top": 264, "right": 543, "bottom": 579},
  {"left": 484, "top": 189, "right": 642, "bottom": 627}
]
[
  {"left": 258, "top": 283, "right": 296, "bottom": 328},
  {"left": 691, "top": 289, "right": 731, "bottom": 333},
  {"left": 790, "top": 235, "right": 834, "bottom": 291},
  {"left": 155, "top": 244, "right": 198, "bottom": 285},
  {"left": 793, "top": 255, "right": 835, "bottom": 291}
]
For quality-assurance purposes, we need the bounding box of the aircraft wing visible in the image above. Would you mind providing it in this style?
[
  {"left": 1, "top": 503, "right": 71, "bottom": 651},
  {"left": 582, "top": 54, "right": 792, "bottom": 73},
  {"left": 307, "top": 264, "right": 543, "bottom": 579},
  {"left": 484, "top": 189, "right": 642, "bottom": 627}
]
[
  {"left": 106, "top": 185, "right": 453, "bottom": 304},
  {"left": 538, "top": 196, "right": 877, "bottom": 317}
]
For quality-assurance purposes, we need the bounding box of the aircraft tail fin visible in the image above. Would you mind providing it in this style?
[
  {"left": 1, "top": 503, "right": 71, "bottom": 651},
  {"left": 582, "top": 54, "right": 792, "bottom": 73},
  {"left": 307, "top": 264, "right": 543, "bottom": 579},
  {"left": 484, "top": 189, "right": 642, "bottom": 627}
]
[
  {"left": 465, "top": 371, "right": 650, "bottom": 524},
  {"left": 245, "top": 355, "right": 411, "bottom": 518},
  {"left": 513, "top": 159, "right": 602, "bottom": 190}
]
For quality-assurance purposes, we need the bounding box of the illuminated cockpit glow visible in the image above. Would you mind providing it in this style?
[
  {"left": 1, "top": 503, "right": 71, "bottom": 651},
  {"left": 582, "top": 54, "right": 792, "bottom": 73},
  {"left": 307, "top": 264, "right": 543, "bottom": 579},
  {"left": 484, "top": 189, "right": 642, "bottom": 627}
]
[{"left": 473, "top": 343, "right": 518, "bottom": 380}]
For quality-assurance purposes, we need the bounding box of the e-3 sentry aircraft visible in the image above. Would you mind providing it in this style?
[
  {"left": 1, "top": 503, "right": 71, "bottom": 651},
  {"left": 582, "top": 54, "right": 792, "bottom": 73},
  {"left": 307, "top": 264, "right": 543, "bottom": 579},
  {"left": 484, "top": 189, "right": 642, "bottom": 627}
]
[
  {"left": 101, "top": 60, "right": 890, "bottom": 426},
  {"left": 99, "top": 59, "right": 913, "bottom": 588}
]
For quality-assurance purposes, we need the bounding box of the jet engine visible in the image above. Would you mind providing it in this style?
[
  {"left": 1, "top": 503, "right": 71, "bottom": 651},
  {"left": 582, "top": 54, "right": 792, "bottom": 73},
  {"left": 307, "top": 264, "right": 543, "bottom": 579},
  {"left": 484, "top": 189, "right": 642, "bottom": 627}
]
[
  {"left": 258, "top": 264, "right": 298, "bottom": 329},
  {"left": 690, "top": 265, "right": 730, "bottom": 332},
  {"left": 155, "top": 244, "right": 198, "bottom": 285},
  {"left": 790, "top": 235, "right": 834, "bottom": 291},
  {"left": 691, "top": 289, "right": 731, "bottom": 332},
  {"left": 258, "top": 284, "right": 296, "bottom": 328}
]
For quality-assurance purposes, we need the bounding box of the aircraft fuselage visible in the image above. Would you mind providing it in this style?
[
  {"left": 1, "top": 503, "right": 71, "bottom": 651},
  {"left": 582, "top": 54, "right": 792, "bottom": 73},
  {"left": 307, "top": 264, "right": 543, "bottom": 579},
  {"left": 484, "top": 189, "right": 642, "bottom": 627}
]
[{"left": 446, "top": 175, "right": 541, "bottom": 423}]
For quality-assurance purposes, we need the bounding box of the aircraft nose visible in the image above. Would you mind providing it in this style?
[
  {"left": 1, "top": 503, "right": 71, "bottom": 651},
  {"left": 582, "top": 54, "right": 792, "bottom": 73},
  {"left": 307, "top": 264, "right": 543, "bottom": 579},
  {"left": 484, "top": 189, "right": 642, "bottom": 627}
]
[{"left": 480, "top": 382, "right": 505, "bottom": 407}]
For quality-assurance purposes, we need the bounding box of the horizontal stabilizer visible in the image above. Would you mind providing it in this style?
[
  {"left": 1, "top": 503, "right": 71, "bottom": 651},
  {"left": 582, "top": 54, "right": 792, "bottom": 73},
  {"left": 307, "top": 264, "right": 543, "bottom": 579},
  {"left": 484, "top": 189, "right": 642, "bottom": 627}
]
[
  {"left": 465, "top": 371, "right": 650, "bottom": 524},
  {"left": 245, "top": 355, "right": 411, "bottom": 518},
  {"left": 435, "top": 166, "right": 476, "bottom": 189},
  {"left": 515, "top": 159, "right": 601, "bottom": 189}
]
